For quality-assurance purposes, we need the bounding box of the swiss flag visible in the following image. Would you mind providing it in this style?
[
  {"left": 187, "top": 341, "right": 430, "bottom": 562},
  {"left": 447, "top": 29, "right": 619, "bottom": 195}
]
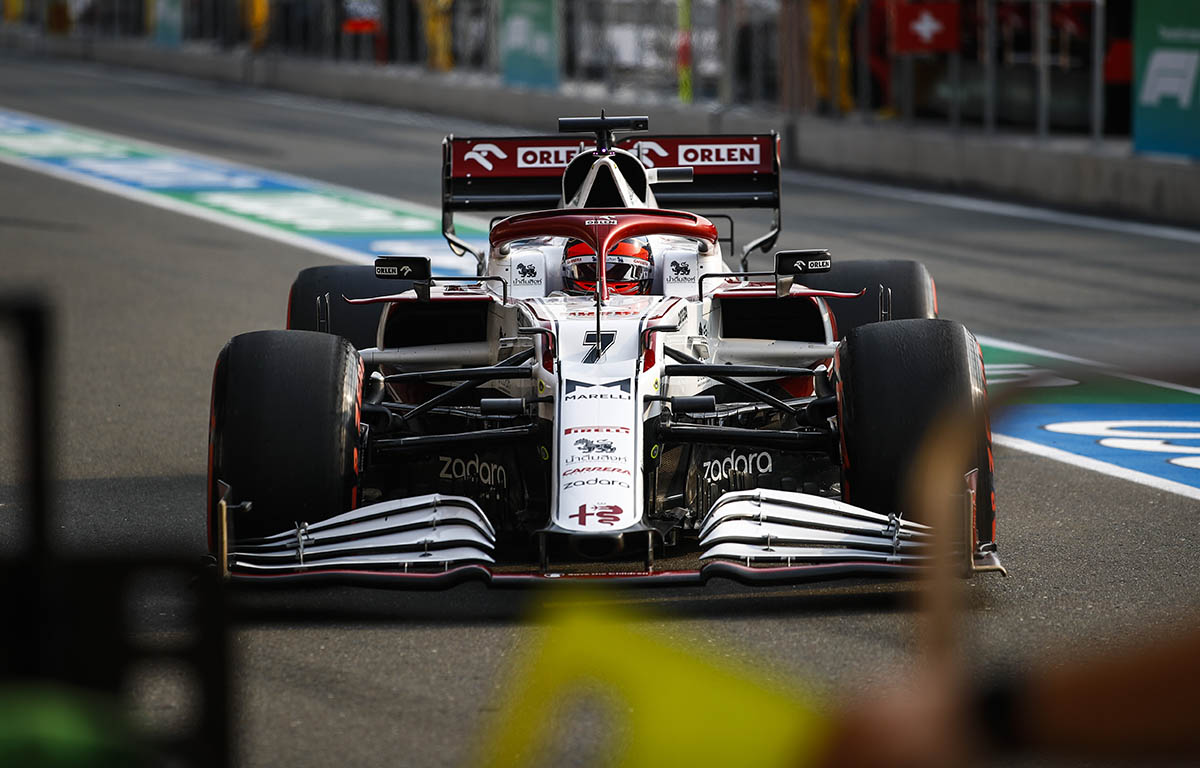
[{"left": 891, "top": 2, "right": 961, "bottom": 54}]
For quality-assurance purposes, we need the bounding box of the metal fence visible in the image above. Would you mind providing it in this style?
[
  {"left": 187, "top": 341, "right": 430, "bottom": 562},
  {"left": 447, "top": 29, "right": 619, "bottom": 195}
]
[{"left": 5, "top": 0, "right": 1130, "bottom": 138}]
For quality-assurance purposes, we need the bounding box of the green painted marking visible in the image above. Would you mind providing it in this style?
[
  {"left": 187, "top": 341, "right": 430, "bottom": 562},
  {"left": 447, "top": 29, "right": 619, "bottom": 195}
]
[
  {"left": 166, "top": 189, "right": 449, "bottom": 235},
  {"left": 981, "top": 344, "right": 1200, "bottom": 405}
]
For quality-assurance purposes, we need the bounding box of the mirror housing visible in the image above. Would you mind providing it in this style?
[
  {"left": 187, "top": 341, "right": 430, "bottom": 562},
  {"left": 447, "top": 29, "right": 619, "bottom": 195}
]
[
  {"left": 774, "top": 249, "right": 832, "bottom": 297},
  {"left": 374, "top": 256, "right": 431, "bottom": 281}
]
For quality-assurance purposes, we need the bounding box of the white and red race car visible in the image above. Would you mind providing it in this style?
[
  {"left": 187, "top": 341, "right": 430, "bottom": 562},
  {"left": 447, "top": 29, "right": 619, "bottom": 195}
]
[{"left": 207, "top": 115, "right": 1004, "bottom": 587}]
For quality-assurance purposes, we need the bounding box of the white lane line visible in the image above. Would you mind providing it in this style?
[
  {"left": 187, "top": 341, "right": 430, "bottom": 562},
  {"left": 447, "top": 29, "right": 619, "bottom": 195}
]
[
  {"left": 977, "top": 334, "right": 1200, "bottom": 397},
  {"left": 984, "top": 334, "right": 1200, "bottom": 501},
  {"left": 993, "top": 434, "right": 1200, "bottom": 501},
  {"left": 784, "top": 169, "right": 1200, "bottom": 246},
  {"left": 0, "top": 151, "right": 374, "bottom": 265}
]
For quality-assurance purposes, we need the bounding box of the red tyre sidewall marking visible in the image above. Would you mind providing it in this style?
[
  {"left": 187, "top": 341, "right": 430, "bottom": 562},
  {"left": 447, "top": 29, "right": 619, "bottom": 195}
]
[{"left": 351, "top": 354, "right": 364, "bottom": 510}]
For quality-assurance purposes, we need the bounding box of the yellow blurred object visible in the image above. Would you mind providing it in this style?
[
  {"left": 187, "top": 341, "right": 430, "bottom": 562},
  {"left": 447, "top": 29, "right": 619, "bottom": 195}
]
[
  {"left": 247, "top": 0, "right": 269, "bottom": 50},
  {"left": 4, "top": 0, "right": 24, "bottom": 23},
  {"left": 808, "top": 0, "right": 858, "bottom": 112},
  {"left": 476, "top": 599, "right": 831, "bottom": 767},
  {"left": 423, "top": 0, "right": 454, "bottom": 71}
]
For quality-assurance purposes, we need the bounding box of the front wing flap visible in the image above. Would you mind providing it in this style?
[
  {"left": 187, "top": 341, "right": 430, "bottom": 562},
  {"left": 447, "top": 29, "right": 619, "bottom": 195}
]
[{"left": 217, "top": 489, "right": 1004, "bottom": 588}]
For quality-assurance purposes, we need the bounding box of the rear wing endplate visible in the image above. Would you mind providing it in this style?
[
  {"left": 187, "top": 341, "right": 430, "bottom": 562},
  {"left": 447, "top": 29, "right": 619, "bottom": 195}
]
[{"left": 441, "top": 133, "right": 781, "bottom": 269}]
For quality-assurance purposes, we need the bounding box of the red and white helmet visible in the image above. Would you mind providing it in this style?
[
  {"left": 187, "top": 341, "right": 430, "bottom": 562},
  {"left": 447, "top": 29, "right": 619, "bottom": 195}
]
[{"left": 562, "top": 237, "right": 654, "bottom": 296}]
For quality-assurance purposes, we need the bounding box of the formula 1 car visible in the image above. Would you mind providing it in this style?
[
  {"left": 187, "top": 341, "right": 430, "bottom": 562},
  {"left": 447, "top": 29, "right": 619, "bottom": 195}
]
[{"left": 207, "top": 114, "right": 1004, "bottom": 587}]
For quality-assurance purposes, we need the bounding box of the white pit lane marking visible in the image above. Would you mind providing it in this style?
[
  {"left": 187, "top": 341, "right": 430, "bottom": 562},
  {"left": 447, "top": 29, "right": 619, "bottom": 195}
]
[
  {"left": 993, "top": 434, "right": 1200, "bottom": 501},
  {"left": 982, "top": 336, "right": 1200, "bottom": 500}
]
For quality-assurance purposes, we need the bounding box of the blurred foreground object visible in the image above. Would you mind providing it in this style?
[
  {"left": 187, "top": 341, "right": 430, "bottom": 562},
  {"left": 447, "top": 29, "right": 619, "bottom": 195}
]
[
  {"left": 822, "top": 621, "right": 1200, "bottom": 766},
  {"left": 821, "top": 374, "right": 1200, "bottom": 766},
  {"left": 0, "top": 685, "right": 142, "bottom": 767},
  {"left": 476, "top": 600, "right": 831, "bottom": 768},
  {"left": 0, "top": 296, "right": 231, "bottom": 767}
]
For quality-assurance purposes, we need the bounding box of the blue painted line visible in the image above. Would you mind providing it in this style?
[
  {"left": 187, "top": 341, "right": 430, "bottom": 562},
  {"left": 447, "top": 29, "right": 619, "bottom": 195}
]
[{"left": 994, "top": 403, "right": 1200, "bottom": 488}]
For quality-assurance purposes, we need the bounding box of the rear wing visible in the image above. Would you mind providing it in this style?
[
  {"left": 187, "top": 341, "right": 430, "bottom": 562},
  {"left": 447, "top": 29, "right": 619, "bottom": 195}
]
[{"left": 441, "top": 133, "right": 781, "bottom": 269}]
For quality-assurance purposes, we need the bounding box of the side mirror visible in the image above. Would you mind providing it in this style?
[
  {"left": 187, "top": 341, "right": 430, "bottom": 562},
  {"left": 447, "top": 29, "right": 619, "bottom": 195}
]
[{"left": 774, "top": 249, "right": 832, "bottom": 297}]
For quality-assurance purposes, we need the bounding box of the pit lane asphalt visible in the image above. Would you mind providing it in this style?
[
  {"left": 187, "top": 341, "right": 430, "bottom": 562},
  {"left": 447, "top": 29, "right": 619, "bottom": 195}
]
[{"left": 1, "top": 55, "right": 1198, "bottom": 767}]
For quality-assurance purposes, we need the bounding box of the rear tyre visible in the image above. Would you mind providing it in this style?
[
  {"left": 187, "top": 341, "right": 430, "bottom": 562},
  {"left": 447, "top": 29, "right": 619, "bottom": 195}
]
[
  {"left": 837, "top": 318, "right": 995, "bottom": 547},
  {"left": 207, "top": 330, "right": 362, "bottom": 544},
  {"left": 288, "top": 265, "right": 401, "bottom": 350},
  {"left": 801, "top": 259, "right": 936, "bottom": 338}
]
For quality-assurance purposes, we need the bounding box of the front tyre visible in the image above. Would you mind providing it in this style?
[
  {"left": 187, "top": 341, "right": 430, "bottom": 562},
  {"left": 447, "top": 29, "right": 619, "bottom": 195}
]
[
  {"left": 207, "top": 330, "right": 362, "bottom": 545},
  {"left": 836, "top": 318, "right": 995, "bottom": 547}
]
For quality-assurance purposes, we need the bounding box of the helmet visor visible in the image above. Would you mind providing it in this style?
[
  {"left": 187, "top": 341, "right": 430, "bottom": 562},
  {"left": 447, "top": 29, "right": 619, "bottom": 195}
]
[{"left": 563, "top": 254, "right": 653, "bottom": 293}]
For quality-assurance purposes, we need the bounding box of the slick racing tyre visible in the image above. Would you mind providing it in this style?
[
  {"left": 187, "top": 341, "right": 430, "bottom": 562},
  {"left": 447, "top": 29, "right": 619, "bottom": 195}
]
[
  {"left": 207, "top": 330, "right": 363, "bottom": 545},
  {"left": 801, "top": 260, "right": 936, "bottom": 338},
  {"left": 288, "top": 265, "right": 404, "bottom": 351},
  {"left": 836, "top": 319, "right": 995, "bottom": 547}
]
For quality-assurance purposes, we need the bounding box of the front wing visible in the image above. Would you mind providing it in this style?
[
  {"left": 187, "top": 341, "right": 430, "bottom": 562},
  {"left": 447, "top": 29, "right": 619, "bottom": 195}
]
[{"left": 215, "top": 489, "right": 1006, "bottom": 589}]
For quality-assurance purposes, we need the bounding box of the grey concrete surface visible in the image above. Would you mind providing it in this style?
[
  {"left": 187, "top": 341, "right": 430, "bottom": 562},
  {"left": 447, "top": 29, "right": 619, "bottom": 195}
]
[
  {"left": 3, "top": 27, "right": 1199, "bottom": 227},
  {"left": 1, "top": 59, "right": 1199, "bottom": 767}
]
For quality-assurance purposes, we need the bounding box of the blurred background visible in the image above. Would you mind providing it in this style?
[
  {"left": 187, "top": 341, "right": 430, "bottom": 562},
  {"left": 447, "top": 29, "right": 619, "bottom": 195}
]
[
  {"left": 0, "top": 1, "right": 1167, "bottom": 137},
  {"left": 0, "top": 0, "right": 1143, "bottom": 135},
  {"left": 4, "top": 0, "right": 1196, "bottom": 226}
]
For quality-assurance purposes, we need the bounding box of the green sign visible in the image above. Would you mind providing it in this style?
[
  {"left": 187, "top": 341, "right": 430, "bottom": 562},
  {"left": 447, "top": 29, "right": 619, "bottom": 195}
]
[
  {"left": 154, "top": 0, "right": 182, "bottom": 47},
  {"left": 1133, "top": 0, "right": 1200, "bottom": 159},
  {"left": 499, "top": 0, "right": 560, "bottom": 90}
]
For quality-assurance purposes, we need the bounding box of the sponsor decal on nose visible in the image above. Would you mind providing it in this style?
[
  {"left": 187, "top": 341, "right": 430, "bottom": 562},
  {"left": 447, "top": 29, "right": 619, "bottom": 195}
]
[
  {"left": 439, "top": 454, "right": 508, "bottom": 487},
  {"left": 701, "top": 450, "right": 774, "bottom": 483}
]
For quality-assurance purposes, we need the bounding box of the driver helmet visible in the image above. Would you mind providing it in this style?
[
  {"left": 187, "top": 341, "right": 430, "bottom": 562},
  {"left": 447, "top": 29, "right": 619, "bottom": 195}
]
[{"left": 562, "top": 237, "right": 654, "bottom": 296}]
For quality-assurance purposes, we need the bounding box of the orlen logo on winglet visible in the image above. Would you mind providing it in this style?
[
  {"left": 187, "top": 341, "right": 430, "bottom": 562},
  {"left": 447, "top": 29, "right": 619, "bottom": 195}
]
[
  {"left": 678, "top": 144, "right": 760, "bottom": 166},
  {"left": 517, "top": 145, "right": 583, "bottom": 168},
  {"left": 584, "top": 217, "right": 618, "bottom": 226}
]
